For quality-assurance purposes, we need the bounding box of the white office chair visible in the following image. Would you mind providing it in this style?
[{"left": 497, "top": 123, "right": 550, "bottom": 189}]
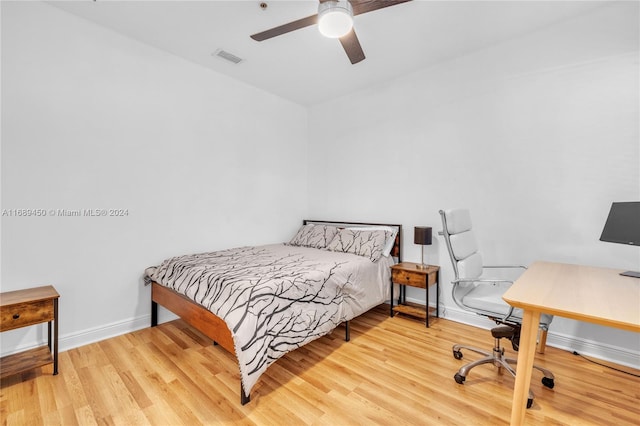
[{"left": 439, "top": 209, "right": 555, "bottom": 408}]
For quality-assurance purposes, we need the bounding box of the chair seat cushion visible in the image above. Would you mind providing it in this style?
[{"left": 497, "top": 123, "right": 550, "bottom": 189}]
[{"left": 462, "top": 283, "right": 552, "bottom": 328}]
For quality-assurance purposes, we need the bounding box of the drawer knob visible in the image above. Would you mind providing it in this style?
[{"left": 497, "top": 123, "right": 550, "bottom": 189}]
[{"left": 12, "top": 314, "right": 20, "bottom": 320}]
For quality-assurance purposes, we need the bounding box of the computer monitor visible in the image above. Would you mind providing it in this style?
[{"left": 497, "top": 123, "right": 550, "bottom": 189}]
[{"left": 600, "top": 201, "right": 640, "bottom": 278}]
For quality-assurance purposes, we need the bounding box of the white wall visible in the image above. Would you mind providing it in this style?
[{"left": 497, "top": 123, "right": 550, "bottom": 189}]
[
  {"left": 308, "top": 2, "right": 639, "bottom": 367},
  {"left": 1, "top": 2, "right": 308, "bottom": 353}
]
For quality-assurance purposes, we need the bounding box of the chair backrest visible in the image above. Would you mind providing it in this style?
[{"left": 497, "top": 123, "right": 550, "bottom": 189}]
[
  {"left": 439, "top": 209, "right": 483, "bottom": 280},
  {"left": 439, "top": 208, "right": 553, "bottom": 329}
]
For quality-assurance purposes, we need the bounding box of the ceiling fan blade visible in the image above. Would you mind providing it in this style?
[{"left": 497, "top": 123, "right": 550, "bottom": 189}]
[
  {"left": 339, "top": 29, "right": 365, "bottom": 64},
  {"left": 250, "top": 14, "right": 318, "bottom": 41},
  {"left": 350, "top": 0, "right": 412, "bottom": 16}
]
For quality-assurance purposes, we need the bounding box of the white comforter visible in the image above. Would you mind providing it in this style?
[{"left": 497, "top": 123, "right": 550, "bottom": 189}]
[{"left": 145, "top": 243, "right": 393, "bottom": 395}]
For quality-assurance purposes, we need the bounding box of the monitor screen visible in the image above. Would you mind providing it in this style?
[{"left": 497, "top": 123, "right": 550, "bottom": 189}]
[{"left": 600, "top": 202, "right": 640, "bottom": 246}]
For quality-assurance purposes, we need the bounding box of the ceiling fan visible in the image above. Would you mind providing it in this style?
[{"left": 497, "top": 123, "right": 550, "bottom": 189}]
[{"left": 250, "top": 0, "right": 412, "bottom": 65}]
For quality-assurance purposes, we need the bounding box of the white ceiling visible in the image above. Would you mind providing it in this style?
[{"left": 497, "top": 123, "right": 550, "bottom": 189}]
[{"left": 50, "top": 0, "right": 608, "bottom": 106}]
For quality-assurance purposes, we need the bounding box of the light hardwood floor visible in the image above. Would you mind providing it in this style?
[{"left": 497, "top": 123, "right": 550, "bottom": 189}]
[{"left": 1, "top": 305, "right": 638, "bottom": 425}]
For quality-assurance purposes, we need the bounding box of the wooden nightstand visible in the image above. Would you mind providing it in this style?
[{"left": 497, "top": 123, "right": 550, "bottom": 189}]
[
  {"left": 0, "top": 285, "right": 59, "bottom": 378},
  {"left": 390, "top": 262, "right": 440, "bottom": 327}
]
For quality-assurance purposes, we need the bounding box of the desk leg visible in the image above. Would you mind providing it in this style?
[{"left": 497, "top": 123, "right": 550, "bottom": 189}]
[{"left": 510, "top": 309, "right": 540, "bottom": 425}]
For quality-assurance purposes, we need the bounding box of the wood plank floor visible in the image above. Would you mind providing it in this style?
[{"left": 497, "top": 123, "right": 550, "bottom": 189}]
[{"left": 1, "top": 305, "right": 639, "bottom": 425}]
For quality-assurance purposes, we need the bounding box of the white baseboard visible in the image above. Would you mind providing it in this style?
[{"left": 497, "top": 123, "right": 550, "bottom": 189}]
[
  {"left": 1, "top": 307, "right": 181, "bottom": 357},
  {"left": 59, "top": 315, "right": 152, "bottom": 352},
  {"left": 542, "top": 330, "right": 640, "bottom": 370},
  {"left": 1, "top": 315, "right": 151, "bottom": 357},
  {"left": 58, "top": 306, "right": 181, "bottom": 352},
  {"left": 414, "top": 297, "right": 640, "bottom": 370}
]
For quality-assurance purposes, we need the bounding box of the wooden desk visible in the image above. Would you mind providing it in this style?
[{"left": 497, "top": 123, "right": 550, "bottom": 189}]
[{"left": 502, "top": 261, "right": 640, "bottom": 425}]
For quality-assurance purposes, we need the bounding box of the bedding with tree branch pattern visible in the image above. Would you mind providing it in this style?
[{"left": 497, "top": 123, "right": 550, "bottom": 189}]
[{"left": 145, "top": 243, "right": 393, "bottom": 396}]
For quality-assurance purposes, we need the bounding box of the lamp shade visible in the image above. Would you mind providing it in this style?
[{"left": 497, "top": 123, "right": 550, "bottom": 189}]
[
  {"left": 317, "top": 0, "right": 354, "bottom": 38},
  {"left": 414, "top": 227, "right": 432, "bottom": 245}
]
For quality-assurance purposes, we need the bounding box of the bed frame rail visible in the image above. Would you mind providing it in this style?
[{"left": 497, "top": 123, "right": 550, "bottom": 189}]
[{"left": 151, "top": 283, "right": 235, "bottom": 355}]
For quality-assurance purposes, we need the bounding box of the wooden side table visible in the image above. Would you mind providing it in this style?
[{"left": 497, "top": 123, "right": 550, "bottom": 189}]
[
  {"left": 390, "top": 262, "right": 439, "bottom": 327},
  {"left": 0, "top": 285, "right": 59, "bottom": 378}
]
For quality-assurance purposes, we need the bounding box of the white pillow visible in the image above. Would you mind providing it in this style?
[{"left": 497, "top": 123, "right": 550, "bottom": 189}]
[
  {"left": 288, "top": 224, "right": 340, "bottom": 249},
  {"left": 328, "top": 228, "right": 390, "bottom": 262},
  {"left": 347, "top": 225, "right": 398, "bottom": 257}
]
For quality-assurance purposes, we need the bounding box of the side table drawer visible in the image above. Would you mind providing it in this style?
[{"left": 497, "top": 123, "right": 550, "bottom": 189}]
[
  {"left": 0, "top": 299, "right": 54, "bottom": 332},
  {"left": 392, "top": 269, "right": 426, "bottom": 287}
]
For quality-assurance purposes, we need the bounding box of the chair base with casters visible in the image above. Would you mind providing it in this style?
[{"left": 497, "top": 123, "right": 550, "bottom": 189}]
[{"left": 452, "top": 324, "right": 555, "bottom": 408}]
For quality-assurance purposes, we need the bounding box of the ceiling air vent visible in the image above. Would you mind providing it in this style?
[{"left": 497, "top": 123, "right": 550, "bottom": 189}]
[{"left": 213, "top": 48, "right": 244, "bottom": 65}]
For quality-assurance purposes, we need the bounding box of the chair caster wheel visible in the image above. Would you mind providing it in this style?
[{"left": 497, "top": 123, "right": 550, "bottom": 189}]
[
  {"left": 453, "top": 350, "right": 463, "bottom": 360},
  {"left": 542, "top": 377, "right": 555, "bottom": 389},
  {"left": 454, "top": 373, "right": 465, "bottom": 384},
  {"left": 527, "top": 398, "right": 533, "bottom": 409}
]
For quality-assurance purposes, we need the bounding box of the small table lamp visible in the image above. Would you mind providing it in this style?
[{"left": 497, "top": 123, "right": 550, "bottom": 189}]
[{"left": 414, "top": 226, "right": 432, "bottom": 269}]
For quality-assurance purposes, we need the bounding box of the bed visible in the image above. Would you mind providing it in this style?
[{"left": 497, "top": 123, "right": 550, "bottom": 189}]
[{"left": 144, "top": 220, "right": 402, "bottom": 405}]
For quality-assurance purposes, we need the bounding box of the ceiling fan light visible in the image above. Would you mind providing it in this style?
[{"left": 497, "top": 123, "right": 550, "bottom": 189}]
[{"left": 318, "top": 1, "right": 353, "bottom": 38}]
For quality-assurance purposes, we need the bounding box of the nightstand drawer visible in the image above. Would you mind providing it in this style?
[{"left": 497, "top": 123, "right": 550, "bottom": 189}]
[
  {"left": 392, "top": 269, "right": 427, "bottom": 287},
  {"left": 0, "top": 299, "right": 54, "bottom": 332}
]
